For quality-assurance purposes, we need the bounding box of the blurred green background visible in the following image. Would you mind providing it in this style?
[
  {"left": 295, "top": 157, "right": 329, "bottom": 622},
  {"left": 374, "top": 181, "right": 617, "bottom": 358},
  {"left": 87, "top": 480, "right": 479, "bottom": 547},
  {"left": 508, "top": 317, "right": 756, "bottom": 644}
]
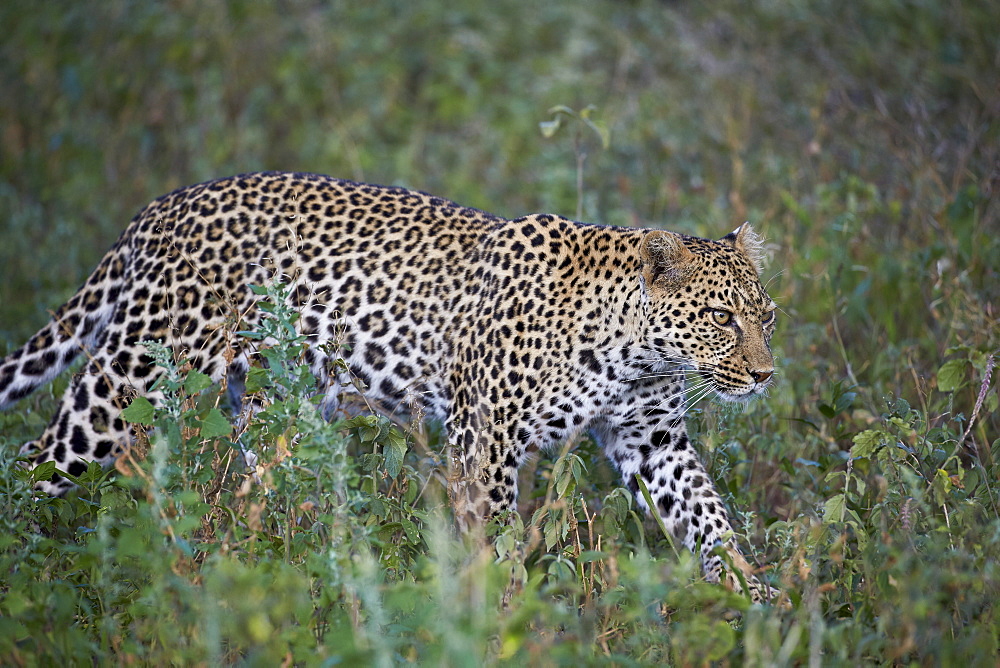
[{"left": 1, "top": 0, "right": 998, "bottom": 663}]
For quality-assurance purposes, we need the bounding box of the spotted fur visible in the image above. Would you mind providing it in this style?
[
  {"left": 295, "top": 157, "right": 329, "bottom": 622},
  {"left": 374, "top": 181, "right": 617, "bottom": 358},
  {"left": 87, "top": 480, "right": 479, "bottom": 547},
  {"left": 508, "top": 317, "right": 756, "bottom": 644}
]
[{"left": 1, "top": 172, "right": 779, "bottom": 601}]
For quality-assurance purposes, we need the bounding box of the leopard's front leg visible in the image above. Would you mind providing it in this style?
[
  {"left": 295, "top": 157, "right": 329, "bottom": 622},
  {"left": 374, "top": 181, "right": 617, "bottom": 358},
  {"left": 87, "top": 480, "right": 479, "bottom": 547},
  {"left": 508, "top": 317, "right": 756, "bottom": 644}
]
[
  {"left": 594, "top": 379, "right": 775, "bottom": 603},
  {"left": 443, "top": 399, "right": 524, "bottom": 531}
]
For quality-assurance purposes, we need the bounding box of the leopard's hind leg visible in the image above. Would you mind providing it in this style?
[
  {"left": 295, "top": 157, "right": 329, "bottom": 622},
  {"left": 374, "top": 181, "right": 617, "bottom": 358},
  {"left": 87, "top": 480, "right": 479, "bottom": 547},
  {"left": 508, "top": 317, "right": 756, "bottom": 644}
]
[
  {"left": 20, "top": 291, "right": 244, "bottom": 495},
  {"left": 21, "top": 357, "right": 151, "bottom": 494}
]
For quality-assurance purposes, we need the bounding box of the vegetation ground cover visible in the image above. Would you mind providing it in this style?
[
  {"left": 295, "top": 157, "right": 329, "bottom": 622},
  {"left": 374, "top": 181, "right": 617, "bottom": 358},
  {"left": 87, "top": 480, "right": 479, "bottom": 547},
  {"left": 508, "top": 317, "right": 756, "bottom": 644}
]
[{"left": 1, "top": 1, "right": 997, "bottom": 664}]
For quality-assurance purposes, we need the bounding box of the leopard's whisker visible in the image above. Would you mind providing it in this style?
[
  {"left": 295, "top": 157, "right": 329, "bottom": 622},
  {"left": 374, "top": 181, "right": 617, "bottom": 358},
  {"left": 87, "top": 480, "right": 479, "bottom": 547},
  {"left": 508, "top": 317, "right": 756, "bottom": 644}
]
[
  {"left": 763, "top": 269, "right": 786, "bottom": 291},
  {"left": 640, "top": 379, "right": 716, "bottom": 418}
]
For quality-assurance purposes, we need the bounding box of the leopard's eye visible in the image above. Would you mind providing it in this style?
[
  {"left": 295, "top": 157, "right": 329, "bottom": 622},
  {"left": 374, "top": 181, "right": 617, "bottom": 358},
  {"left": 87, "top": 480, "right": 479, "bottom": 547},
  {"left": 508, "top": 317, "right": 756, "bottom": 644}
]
[
  {"left": 711, "top": 310, "right": 732, "bottom": 326},
  {"left": 762, "top": 309, "right": 776, "bottom": 326}
]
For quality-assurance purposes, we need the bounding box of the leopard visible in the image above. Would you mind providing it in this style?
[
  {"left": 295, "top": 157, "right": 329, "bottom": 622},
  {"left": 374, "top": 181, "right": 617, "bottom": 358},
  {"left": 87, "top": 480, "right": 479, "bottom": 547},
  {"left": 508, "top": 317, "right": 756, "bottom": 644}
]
[{"left": 0, "top": 171, "right": 779, "bottom": 602}]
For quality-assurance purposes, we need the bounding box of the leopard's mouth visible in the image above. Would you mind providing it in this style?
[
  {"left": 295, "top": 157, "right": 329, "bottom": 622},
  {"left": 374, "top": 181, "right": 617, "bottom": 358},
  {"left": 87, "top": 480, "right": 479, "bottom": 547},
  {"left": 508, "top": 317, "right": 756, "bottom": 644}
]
[
  {"left": 714, "top": 386, "right": 758, "bottom": 403},
  {"left": 698, "top": 369, "right": 763, "bottom": 403}
]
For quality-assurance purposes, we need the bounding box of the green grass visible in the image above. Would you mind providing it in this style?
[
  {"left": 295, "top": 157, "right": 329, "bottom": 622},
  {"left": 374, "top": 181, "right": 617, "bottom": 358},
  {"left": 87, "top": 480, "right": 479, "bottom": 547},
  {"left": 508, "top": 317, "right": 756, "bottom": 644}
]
[{"left": 1, "top": 0, "right": 998, "bottom": 664}]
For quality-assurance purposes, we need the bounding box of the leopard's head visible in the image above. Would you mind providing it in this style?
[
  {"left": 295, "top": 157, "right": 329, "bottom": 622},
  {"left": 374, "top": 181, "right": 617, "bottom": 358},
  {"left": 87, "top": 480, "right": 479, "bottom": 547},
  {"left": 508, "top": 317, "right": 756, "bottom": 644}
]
[{"left": 639, "top": 223, "right": 777, "bottom": 401}]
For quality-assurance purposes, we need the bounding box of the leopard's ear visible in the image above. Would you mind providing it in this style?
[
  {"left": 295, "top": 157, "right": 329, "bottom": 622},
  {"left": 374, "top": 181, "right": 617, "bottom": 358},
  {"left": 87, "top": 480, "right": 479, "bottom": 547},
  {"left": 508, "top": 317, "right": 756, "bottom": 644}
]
[
  {"left": 640, "top": 230, "right": 696, "bottom": 290},
  {"left": 720, "top": 222, "right": 765, "bottom": 275}
]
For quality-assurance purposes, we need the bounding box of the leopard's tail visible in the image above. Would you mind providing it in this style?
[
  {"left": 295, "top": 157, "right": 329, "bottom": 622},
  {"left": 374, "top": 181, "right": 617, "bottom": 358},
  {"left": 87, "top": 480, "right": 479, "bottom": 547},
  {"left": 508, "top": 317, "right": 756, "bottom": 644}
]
[{"left": 0, "top": 247, "right": 127, "bottom": 409}]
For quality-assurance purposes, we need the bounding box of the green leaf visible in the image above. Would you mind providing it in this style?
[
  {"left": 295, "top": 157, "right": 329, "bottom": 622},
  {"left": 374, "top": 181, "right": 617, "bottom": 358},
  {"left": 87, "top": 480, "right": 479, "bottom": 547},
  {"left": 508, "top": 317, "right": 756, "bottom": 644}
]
[
  {"left": 121, "top": 396, "right": 155, "bottom": 425},
  {"left": 198, "top": 408, "right": 232, "bottom": 439},
  {"left": 3, "top": 590, "right": 28, "bottom": 616},
  {"left": 360, "top": 454, "right": 381, "bottom": 472},
  {"left": 31, "top": 460, "right": 56, "bottom": 483},
  {"left": 404, "top": 477, "right": 419, "bottom": 504},
  {"left": 544, "top": 518, "right": 560, "bottom": 550},
  {"left": 383, "top": 438, "right": 406, "bottom": 478},
  {"left": 554, "top": 454, "right": 583, "bottom": 498},
  {"left": 578, "top": 550, "right": 607, "bottom": 563},
  {"left": 932, "top": 468, "right": 953, "bottom": 506},
  {"left": 546, "top": 558, "right": 575, "bottom": 582},
  {"left": 834, "top": 391, "right": 856, "bottom": 414},
  {"left": 386, "top": 428, "right": 407, "bottom": 451},
  {"left": 851, "top": 430, "right": 884, "bottom": 458},
  {"left": 582, "top": 118, "right": 610, "bottom": 149},
  {"left": 937, "top": 359, "right": 967, "bottom": 392},
  {"left": 678, "top": 618, "right": 736, "bottom": 663},
  {"left": 599, "top": 488, "right": 630, "bottom": 532},
  {"left": 846, "top": 509, "right": 870, "bottom": 549},
  {"left": 546, "top": 104, "right": 575, "bottom": 116},
  {"left": 399, "top": 517, "right": 419, "bottom": 542},
  {"left": 555, "top": 470, "right": 572, "bottom": 497},
  {"left": 495, "top": 532, "right": 516, "bottom": 559},
  {"left": 184, "top": 369, "right": 213, "bottom": 394},
  {"left": 367, "top": 497, "right": 388, "bottom": 519},
  {"left": 823, "top": 493, "right": 846, "bottom": 523},
  {"left": 539, "top": 119, "right": 561, "bottom": 138},
  {"left": 245, "top": 366, "right": 269, "bottom": 393}
]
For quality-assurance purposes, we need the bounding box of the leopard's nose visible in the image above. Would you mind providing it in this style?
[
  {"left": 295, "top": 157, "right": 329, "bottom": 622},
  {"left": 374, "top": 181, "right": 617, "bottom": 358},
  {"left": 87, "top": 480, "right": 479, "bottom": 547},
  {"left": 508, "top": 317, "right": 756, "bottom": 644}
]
[{"left": 750, "top": 369, "right": 773, "bottom": 384}]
